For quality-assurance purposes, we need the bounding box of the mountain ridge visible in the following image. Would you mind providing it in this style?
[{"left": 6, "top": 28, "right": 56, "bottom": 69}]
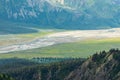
[
  {"left": 65, "top": 49, "right": 120, "bottom": 80},
  {"left": 0, "top": 0, "right": 120, "bottom": 29}
]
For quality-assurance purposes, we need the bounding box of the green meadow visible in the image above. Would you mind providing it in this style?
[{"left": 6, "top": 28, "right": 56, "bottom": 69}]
[
  {"left": 0, "top": 38, "right": 120, "bottom": 59},
  {"left": 0, "top": 29, "right": 56, "bottom": 46}
]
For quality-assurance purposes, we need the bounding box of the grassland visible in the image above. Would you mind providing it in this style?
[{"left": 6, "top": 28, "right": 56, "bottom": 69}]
[
  {"left": 0, "top": 38, "right": 120, "bottom": 59},
  {"left": 0, "top": 20, "right": 58, "bottom": 46},
  {"left": 0, "top": 30, "right": 56, "bottom": 46}
]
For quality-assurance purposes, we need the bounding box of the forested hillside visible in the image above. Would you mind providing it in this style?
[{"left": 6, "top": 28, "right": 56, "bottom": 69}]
[
  {"left": 66, "top": 49, "right": 120, "bottom": 80},
  {"left": 0, "top": 58, "right": 83, "bottom": 80},
  {"left": 0, "top": 49, "right": 120, "bottom": 80}
]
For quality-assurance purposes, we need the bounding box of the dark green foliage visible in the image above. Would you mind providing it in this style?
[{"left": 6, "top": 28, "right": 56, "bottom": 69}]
[
  {"left": 1, "top": 49, "right": 120, "bottom": 80},
  {"left": 66, "top": 49, "right": 120, "bottom": 80},
  {"left": 0, "top": 74, "right": 14, "bottom": 80},
  {"left": 112, "top": 49, "right": 120, "bottom": 61},
  {"left": 32, "top": 57, "right": 75, "bottom": 63},
  {"left": 0, "top": 58, "right": 38, "bottom": 73},
  {"left": 0, "top": 58, "right": 84, "bottom": 80},
  {"left": 109, "top": 63, "right": 120, "bottom": 80},
  {"left": 92, "top": 49, "right": 120, "bottom": 80},
  {"left": 92, "top": 51, "right": 107, "bottom": 64}
]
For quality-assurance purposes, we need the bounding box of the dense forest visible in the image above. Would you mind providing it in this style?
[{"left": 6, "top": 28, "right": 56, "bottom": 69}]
[
  {"left": 0, "top": 58, "right": 84, "bottom": 80},
  {"left": 0, "top": 49, "right": 120, "bottom": 80}
]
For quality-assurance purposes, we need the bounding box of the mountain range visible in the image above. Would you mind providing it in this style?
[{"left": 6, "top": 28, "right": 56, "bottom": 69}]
[{"left": 0, "top": 0, "right": 120, "bottom": 29}]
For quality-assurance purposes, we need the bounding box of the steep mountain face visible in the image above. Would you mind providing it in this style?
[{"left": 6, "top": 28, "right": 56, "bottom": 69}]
[
  {"left": 65, "top": 49, "right": 120, "bottom": 80},
  {"left": 0, "top": 0, "right": 120, "bottom": 29}
]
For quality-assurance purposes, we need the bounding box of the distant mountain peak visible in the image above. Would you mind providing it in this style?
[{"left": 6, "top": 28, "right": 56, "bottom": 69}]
[
  {"left": 0, "top": 0, "right": 120, "bottom": 29},
  {"left": 48, "top": 0, "right": 64, "bottom": 5}
]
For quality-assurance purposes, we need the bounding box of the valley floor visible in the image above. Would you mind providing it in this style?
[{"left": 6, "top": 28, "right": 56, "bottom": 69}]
[
  {"left": 0, "top": 28, "right": 120, "bottom": 58},
  {"left": 0, "top": 28, "right": 120, "bottom": 53}
]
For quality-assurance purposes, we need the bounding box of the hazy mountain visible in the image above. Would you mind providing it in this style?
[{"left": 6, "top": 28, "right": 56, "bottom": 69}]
[{"left": 0, "top": 0, "right": 120, "bottom": 29}]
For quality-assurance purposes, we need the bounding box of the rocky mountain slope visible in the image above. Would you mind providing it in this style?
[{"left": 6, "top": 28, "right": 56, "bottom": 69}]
[
  {"left": 65, "top": 49, "right": 120, "bottom": 80},
  {"left": 0, "top": 0, "right": 120, "bottom": 29}
]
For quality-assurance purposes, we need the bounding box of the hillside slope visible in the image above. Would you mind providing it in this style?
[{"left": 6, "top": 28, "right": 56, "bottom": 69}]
[
  {"left": 1, "top": 49, "right": 120, "bottom": 80},
  {"left": 65, "top": 49, "right": 120, "bottom": 80},
  {"left": 0, "top": 58, "right": 83, "bottom": 80}
]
